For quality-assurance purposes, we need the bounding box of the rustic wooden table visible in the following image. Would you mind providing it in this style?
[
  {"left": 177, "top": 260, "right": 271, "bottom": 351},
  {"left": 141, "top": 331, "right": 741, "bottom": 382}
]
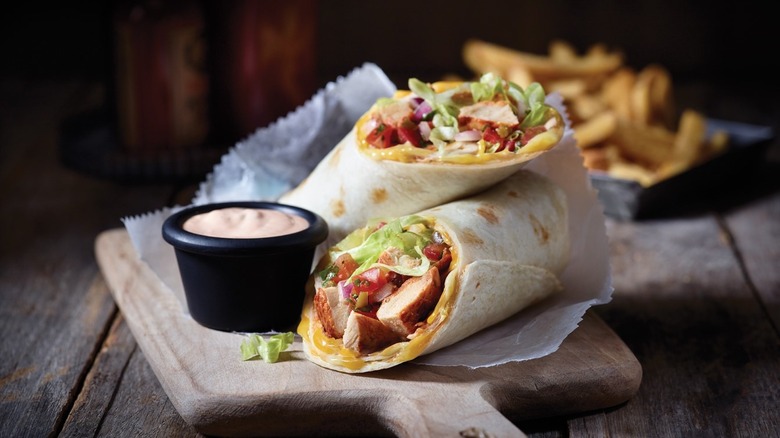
[{"left": 1, "top": 79, "right": 778, "bottom": 437}]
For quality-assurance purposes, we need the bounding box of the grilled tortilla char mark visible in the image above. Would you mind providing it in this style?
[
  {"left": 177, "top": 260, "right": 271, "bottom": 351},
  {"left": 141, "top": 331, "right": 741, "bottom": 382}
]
[
  {"left": 343, "top": 312, "right": 402, "bottom": 354},
  {"left": 377, "top": 267, "right": 442, "bottom": 338}
]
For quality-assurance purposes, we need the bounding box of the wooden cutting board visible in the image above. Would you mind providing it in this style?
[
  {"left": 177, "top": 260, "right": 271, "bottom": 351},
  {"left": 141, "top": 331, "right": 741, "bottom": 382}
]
[{"left": 95, "top": 228, "right": 641, "bottom": 438}]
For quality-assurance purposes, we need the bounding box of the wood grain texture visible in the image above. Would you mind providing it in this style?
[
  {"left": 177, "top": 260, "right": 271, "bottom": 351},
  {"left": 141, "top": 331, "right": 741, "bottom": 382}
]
[
  {"left": 0, "top": 80, "right": 176, "bottom": 438},
  {"left": 94, "top": 228, "right": 641, "bottom": 437},
  {"left": 588, "top": 197, "right": 780, "bottom": 437},
  {"left": 60, "top": 313, "right": 133, "bottom": 437},
  {"left": 724, "top": 192, "right": 780, "bottom": 329}
]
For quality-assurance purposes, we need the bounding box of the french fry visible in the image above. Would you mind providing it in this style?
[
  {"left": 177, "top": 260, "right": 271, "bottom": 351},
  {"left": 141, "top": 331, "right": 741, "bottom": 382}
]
[
  {"left": 610, "top": 118, "right": 675, "bottom": 167},
  {"left": 600, "top": 68, "right": 636, "bottom": 120},
  {"left": 581, "top": 144, "right": 620, "bottom": 171},
  {"left": 645, "top": 65, "right": 676, "bottom": 129},
  {"left": 505, "top": 65, "right": 534, "bottom": 89},
  {"left": 607, "top": 160, "right": 657, "bottom": 187},
  {"left": 654, "top": 160, "right": 689, "bottom": 181},
  {"left": 671, "top": 109, "right": 707, "bottom": 167},
  {"left": 574, "top": 111, "right": 618, "bottom": 149},
  {"left": 706, "top": 130, "right": 730, "bottom": 156},
  {"left": 548, "top": 39, "right": 579, "bottom": 63},
  {"left": 654, "top": 110, "right": 707, "bottom": 179},
  {"left": 546, "top": 78, "right": 588, "bottom": 100},
  {"left": 585, "top": 43, "right": 611, "bottom": 58},
  {"left": 580, "top": 148, "right": 608, "bottom": 170},
  {"left": 629, "top": 69, "right": 653, "bottom": 126},
  {"left": 462, "top": 39, "right": 623, "bottom": 80},
  {"left": 461, "top": 39, "right": 730, "bottom": 186},
  {"left": 462, "top": 39, "right": 531, "bottom": 76},
  {"left": 569, "top": 94, "right": 608, "bottom": 123},
  {"left": 631, "top": 64, "right": 675, "bottom": 128}
]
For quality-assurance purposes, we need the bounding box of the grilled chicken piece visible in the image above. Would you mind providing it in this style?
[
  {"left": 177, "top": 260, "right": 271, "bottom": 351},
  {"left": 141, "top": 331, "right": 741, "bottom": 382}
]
[
  {"left": 343, "top": 312, "right": 402, "bottom": 354},
  {"left": 377, "top": 100, "right": 414, "bottom": 126},
  {"left": 459, "top": 100, "right": 519, "bottom": 127},
  {"left": 377, "top": 247, "right": 403, "bottom": 265},
  {"left": 377, "top": 267, "right": 442, "bottom": 337},
  {"left": 314, "top": 286, "right": 351, "bottom": 338},
  {"left": 378, "top": 247, "right": 421, "bottom": 272}
]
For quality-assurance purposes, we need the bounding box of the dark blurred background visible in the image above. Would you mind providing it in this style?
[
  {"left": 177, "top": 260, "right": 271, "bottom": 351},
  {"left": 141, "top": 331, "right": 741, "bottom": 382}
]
[
  {"left": 2, "top": 0, "right": 778, "bottom": 175},
  {"left": 2, "top": 1, "right": 776, "bottom": 85}
]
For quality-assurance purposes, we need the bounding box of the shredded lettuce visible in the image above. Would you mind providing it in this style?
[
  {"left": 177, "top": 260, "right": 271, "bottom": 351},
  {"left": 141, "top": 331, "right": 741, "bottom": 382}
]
[
  {"left": 408, "top": 78, "right": 436, "bottom": 102},
  {"left": 408, "top": 78, "right": 459, "bottom": 151},
  {"left": 516, "top": 82, "right": 548, "bottom": 128},
  {"left": 373, "top": 245, "right": 431, "bottom": 277},
  {"left": 240, "top": 332, "right": 294, "bottom": 363},
  {"left": 470, "top": 72, "right": 505, "bottom": 103},
  {"left": 329, "top": 215, "right": 434, "bottom": 279},
  {"left": 374, "top": 97, "right": 397, "bottom": 107},
  {"left": 410, "top": 74, "right": 550, "bottom": 135}
]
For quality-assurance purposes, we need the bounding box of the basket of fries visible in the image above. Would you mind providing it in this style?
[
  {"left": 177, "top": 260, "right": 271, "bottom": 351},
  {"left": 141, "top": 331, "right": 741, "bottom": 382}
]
[{"left": 461, "top": 39, "right": 773, "bottom": 219}]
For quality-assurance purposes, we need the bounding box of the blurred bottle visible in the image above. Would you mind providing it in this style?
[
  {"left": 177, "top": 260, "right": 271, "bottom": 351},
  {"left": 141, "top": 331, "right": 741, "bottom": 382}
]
[
  {"left": 205, "top": 0, "right": 318, "bottom": 145},
  {"left": 113, "top": 0, "right": 210, "bottom": 152}
]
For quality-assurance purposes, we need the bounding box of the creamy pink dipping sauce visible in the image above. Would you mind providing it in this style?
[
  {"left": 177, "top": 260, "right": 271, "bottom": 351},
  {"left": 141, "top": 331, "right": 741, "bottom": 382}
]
[{"left": 183, "top": 207, "right": 309, "bottom": 239}]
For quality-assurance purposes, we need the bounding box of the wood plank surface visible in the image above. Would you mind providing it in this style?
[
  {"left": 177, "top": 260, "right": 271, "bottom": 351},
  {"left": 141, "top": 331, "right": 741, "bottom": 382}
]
[
  {"left": 0, "top": 80, "right": 177, "bottom": 437},
  {"left": 725, "top": 190, "right": 780, "bottom": 329},
  {"left": 94, "top": 227, "right": 642, "bottom": 437},
  {"left": 586, "top": 194, "right": 780, "bottom": 437}
]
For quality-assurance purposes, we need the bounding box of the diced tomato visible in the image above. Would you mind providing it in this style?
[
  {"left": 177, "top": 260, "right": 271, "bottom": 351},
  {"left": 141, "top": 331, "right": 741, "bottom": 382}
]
[
  {"left": 397, "top": 118, "right": 423, "bottom": 147},
  {"left": 424, "top": 243, "right": 452, "bottom": 273},
  {"left": 436, "top": 248, "right": 452, "bottom": 273},
  {"left": 520, "top": 125, "right": 547, "bottom": 145},
  {"left": 481, "top": 125, "right": 524, "bottom": 152},
  {"left": 366, "top": 122, "right": 397, "bottom": 148},
  {"left": 482, "top": 126, "right": 503, "bottom": 145},
  {"left": 353, "top": 267, "right": 388, "bottom": 293},
  {"left": 332, "top": 253, "right": 358, "bottom": 283},
  {"left": 423, "top": 242, "right": 447, "bottom": 261}
]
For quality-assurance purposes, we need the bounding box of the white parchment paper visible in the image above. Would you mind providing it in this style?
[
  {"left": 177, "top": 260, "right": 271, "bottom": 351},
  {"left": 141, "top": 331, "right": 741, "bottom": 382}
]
[{"left": 121, "top": 63, "right": 612, "bottom": 369}]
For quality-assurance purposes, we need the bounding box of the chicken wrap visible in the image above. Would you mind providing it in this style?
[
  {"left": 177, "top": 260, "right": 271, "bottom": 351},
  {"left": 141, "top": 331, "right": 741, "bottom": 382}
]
[
  {"left": 279, "top": 73, "right": 565, "bottom": 247},
  {"left": 298, "top": 170, "right": 570, "bottom": 373}
]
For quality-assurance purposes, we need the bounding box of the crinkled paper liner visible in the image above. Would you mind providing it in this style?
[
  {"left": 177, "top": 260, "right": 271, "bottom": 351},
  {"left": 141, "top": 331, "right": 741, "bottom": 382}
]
[{"left": 121, "top": 63, "right": 612, "bottom": 369}]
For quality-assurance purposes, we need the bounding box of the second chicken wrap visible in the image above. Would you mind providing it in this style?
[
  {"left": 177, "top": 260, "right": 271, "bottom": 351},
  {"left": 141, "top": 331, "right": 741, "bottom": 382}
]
[{"left": 279, "top": 73, "right": 565, "bottom": 246}]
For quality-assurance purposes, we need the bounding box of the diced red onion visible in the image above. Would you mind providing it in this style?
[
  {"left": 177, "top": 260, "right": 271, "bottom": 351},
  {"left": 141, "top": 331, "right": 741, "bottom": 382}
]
[
  {"left": 370, "top": 283, "right": 394, "bottom": 303},
  {"left": 454, "top": 129, "right": 482, "bottom": 142},
  {"left": 419, "top": 121, "right": 432, "bottom": 140},
  {"left": 412, "top": 101, "right": 432, "bottom": 122},
  {"left": 361, "top": 118, "right": 378, "bottom": 137},
  {"left": 338, "top": 280, "right": 353, "bottom": 300}
]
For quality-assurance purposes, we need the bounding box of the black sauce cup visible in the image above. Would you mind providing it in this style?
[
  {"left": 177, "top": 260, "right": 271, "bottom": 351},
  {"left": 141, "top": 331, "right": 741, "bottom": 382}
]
[{"left": 162, "top": 201, "right": 328, "bottom": 333}]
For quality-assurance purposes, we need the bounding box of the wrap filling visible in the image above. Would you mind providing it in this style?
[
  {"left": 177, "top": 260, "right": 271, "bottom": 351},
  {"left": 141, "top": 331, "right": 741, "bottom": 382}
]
[
  {"left": 357, "top": 73, "right": 561, "bottom": 163},
  {"left": 313, "top": 215, "right": 453, "bottom": 354}
]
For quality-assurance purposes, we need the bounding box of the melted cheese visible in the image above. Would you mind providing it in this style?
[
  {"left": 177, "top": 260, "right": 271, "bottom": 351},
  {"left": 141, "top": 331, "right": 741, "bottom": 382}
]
[
  {"left": 355, "top": 103, "right": 563, "bottom": 165},
  {"left": 298, "top": 223, "right": 460, "bottom": 371}
]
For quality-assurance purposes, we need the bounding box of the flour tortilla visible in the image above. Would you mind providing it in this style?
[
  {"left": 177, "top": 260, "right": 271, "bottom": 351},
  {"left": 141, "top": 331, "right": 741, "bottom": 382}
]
[
  {"left": 298, "top": 170, "right": 570, "bottom": 373},
  {"left": 278, "top": 107, "right": 564, "bottom": 250}
]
